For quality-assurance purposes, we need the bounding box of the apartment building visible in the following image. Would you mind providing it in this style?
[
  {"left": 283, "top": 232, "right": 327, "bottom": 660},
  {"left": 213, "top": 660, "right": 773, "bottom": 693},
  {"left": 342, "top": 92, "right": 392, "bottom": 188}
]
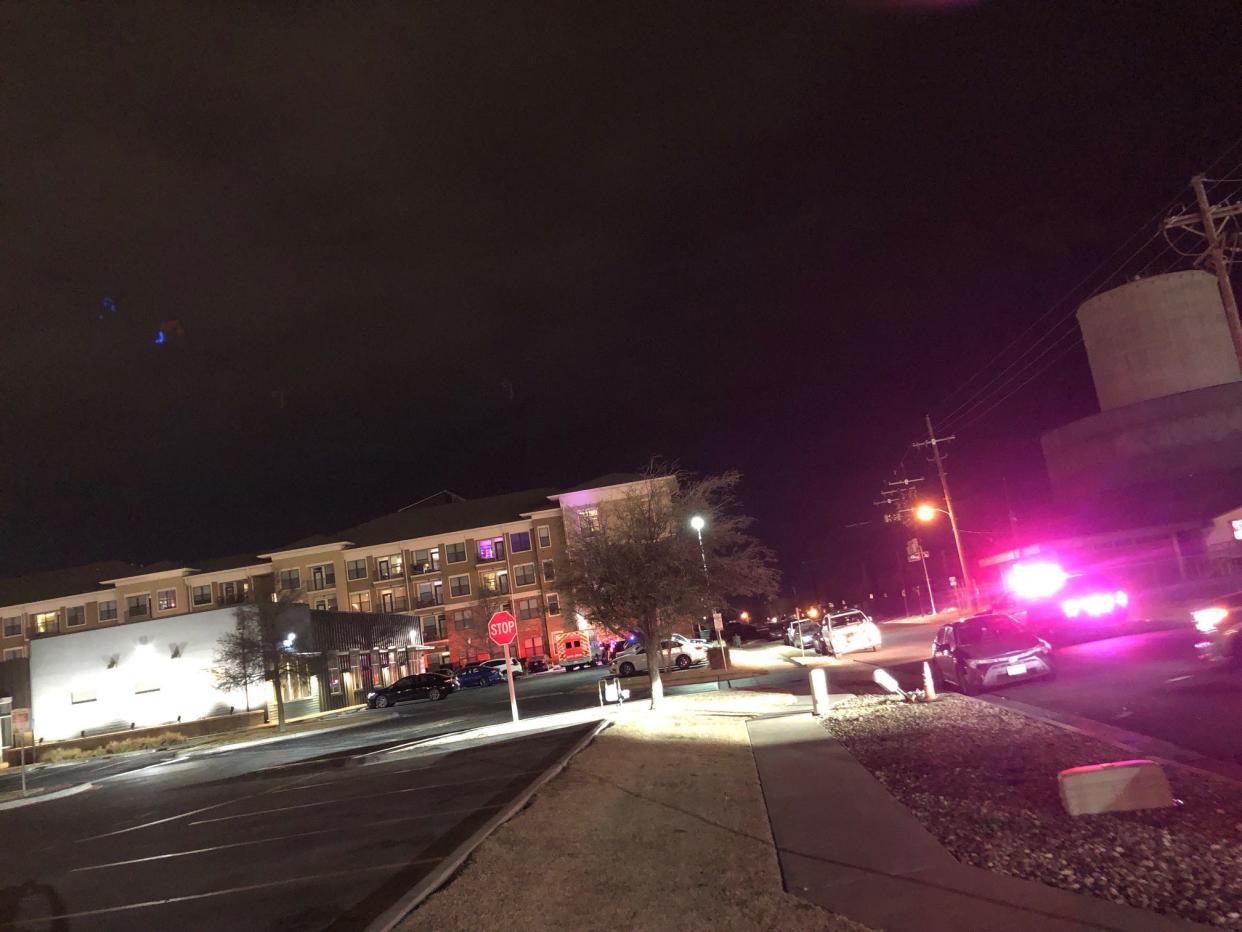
[{"left": 0, "top": 474, "right": 652, "bottom": 734}]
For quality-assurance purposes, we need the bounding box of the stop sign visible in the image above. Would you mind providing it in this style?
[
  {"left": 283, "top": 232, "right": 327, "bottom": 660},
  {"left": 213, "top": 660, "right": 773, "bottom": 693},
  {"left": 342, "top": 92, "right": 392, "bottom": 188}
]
[{"left": 488, "top": 610, "right": 518, "bottom": 646}]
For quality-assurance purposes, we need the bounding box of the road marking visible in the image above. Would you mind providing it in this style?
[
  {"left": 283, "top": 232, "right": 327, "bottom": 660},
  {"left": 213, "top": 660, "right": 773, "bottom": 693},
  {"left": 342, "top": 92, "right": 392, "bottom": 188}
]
[
  {"left": 73, "top": 807, "right": 501, "bottom": 872},
  {"left": 3, "top": 861, "right": 436, "bottom": 925},
  {"left": 1166, "top": 674, "right": 1193, "bottom": 683},
  {"left": 78, "top": 795, "right": 256, "bottom": 842},
  {"left": 189, "top": 769, "right": 544, "bottom": 825}
]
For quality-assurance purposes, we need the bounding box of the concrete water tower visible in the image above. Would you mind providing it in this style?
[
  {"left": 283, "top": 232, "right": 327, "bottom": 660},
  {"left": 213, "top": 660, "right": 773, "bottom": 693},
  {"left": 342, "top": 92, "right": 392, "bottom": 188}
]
[{"left": 1043, "top": 270, "right": 1242, "bottom": 503}]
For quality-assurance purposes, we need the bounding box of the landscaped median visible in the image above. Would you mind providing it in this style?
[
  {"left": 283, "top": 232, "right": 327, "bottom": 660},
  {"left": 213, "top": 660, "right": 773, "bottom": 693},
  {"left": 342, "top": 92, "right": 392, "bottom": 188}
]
[
  {"left": 825, "top": 692, "right": 1242, "bottom": 929},
  {"left": 402, "top": 690, "right": 870, "bottom": 931}
]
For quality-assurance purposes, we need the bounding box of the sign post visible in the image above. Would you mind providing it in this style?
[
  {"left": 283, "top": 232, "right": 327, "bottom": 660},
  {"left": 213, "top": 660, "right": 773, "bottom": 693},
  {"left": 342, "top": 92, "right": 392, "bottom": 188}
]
[{"left": 488, "top": 610, "right": 520, "bottom": 723}]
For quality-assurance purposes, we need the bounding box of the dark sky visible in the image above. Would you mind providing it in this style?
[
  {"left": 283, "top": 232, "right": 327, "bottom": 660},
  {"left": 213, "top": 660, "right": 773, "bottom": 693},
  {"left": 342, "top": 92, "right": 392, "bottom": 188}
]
[{"left": 3, "top": 1, "right": 1241, "bottom": 593}]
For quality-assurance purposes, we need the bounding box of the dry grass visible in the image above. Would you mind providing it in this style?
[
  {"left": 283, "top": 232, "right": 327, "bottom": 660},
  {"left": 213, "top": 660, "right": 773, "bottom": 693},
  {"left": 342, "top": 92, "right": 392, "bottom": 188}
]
[
  {"left": 39, "top": 731, "right": 186, "bottom": 763},
  {"left": 405, "top": 691, "right": 870, "bottom": 932}
]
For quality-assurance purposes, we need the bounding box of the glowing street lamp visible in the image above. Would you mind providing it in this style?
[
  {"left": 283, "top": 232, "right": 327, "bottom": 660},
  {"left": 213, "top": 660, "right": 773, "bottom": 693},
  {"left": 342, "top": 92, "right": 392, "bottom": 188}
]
[
  {"left": 740, "top": 611, "right": 750, "bottom": 622},
  {"left": 914, "top": 501, "right": 974, "bottom": 612},
  {"left": 915, "top": 503, "right": 939, "bottom": 523}
]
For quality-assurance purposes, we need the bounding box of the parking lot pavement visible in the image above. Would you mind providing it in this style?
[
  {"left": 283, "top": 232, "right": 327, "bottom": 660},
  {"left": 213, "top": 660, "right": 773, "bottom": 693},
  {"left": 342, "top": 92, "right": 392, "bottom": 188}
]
[{"left": 0, "top": 722, "right": 598, "bottom": 930}]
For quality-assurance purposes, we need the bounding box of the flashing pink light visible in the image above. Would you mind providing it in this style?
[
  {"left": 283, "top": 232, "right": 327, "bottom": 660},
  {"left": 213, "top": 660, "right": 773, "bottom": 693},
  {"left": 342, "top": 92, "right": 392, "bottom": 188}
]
[
  {"left": 1115, "top": 590, "right": 1129, "bottom": 608},
  {"left": 1062, "top": 592, "right": 1123, "bottom": 618},
  {"left": 1007, "top": 562, "right": 1068, "bottom": 600},
  {"left": 1192, "top": 607, "right": 1228, "bottom": 632}
]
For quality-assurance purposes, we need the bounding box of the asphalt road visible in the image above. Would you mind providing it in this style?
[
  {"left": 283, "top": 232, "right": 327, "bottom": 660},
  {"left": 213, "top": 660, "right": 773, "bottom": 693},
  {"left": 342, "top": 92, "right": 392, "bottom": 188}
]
[
  {"left": 825, "top": 617, "right": 1242, "bottom": 765},
  {"left": 0, "top": 721, "right": 596, "bottom": 930},
  {"left": 1, "top": 666, "right": 613, "bottom": 796}
]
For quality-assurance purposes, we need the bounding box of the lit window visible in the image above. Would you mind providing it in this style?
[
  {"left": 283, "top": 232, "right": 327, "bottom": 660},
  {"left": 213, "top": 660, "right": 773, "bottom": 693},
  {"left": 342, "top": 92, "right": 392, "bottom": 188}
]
[
  {"left": 157, "top": 589, "right": 177, "bottom": 611},
  {"left": 546, "top": 593, "right": 561, "bottom": 616},
  {"left": 445, "top": 542, "right": 467, "bottom": 564},
  {"left": 412, "top": 548, "right": 441, "bottom": 574},
  {"left": 510, "top": 531, "right": 532, "bottom": 553},
  {"left": 578, "top": 507, "right": 601, "bottom": 533},
  {"left": 34, "top": 611, "right": 59, "bottom": 634},
  {"left": 514, "top": 564, "right": 537, "bottom": 586},
  {"left": 1232, "top": 519, "right": 1242, "bottom": 541},
  {"left": 537, "top": 525, "right": 552, "bottom": 549},
  {"left": 98, "top": 600, "right": 117, "bottom": 621},
  {"left": 477, "top": 536, "right": 505, "bottom": 562},
  {"left": 481, "top": 570, "right": 510, "bottom": 595},
  {"left": 349, "top": 591, "right": 371, "bottom": 613},
  {"left": 376, "top": 555, "right": 403, "bottom": 579}
]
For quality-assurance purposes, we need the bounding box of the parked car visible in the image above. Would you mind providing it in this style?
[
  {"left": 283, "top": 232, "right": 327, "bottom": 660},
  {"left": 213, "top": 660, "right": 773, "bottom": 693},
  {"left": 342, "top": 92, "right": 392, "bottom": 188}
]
[
  {"left": 1189, "top": 593, "right": 1242, "bottom": 665},
  {"left": 611, "top": 641, "right": 695, "bottom": 677},
  {"left": 667, "top": 635, "right": 708, "bottom": 663},
  {"left": 526, "top": 656, "right": 551, "bottom": 674},
  {"left": 481, "top": 657, "right": 524, "bottom": 677},
  {"left": 457, "top": 664, "right": 504, "bottom": 688},
  {"left": 784, "top": 618, "right": 817, "bottom": 649},
  {"left": 813, "top": 610, "right": 881, "bottom": 656},
  {"left": 722, "top": 621, "right": 764, "bottom": 642},
  {"left": 930, "top": 613, "right": 1054, "bottom": 695},
  {"left": 367, "top": 672, "right": 457, "bottom": 708},
  {"left": 671, "top": 632, "right": 709, "bottom": 648}
]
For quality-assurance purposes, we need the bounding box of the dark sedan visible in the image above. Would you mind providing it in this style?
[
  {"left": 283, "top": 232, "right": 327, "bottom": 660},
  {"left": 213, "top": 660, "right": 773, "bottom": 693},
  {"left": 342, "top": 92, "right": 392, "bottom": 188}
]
[
  {"left": 931, "top": 613, "right": 1054, "bottom": 695},
  {"left": 457, "top": 665, "right": 504, "bottom": 688},
  {"left": 367, "top": 672, "right": 457, "bottom": 708},
  {"left": 1190, "top": 592, "right": 1242, "bottom": 666}
]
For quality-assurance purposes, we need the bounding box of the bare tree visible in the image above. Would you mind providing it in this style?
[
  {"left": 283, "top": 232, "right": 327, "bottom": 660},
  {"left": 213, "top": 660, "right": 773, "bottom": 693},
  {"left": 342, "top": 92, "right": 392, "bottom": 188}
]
[
  {"left": 216, "top": 588, "right": 305, "bottom": 732},
  {"left": 212, "top": 614, "right": 264, "bottom": 712},
  {"left": 560, "top": 468, "right": 778, "bottom": 708}
]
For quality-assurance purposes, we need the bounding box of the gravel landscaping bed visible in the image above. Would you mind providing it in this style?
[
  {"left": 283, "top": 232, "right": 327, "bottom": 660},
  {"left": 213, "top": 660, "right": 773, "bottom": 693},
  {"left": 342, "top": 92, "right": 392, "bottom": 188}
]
[{"left": 826, "top": 693, "right": 1242, "bottom": 929}]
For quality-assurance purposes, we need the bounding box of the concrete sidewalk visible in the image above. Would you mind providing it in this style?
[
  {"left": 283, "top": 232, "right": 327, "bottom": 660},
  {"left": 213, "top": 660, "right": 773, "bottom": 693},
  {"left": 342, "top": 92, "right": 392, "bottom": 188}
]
[{"left": 748, "top": 713, "right": 1202, "bottom": 931}]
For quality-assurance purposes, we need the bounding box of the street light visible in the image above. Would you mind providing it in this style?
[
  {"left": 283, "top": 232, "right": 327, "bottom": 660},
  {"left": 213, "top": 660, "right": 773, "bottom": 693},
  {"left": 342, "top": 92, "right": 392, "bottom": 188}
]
[
  {"left": 689, "top": 515, "right": 724, "bottom": 667},
  {"left": 915, "top": 502, "right": 974, "bottom": 612}
]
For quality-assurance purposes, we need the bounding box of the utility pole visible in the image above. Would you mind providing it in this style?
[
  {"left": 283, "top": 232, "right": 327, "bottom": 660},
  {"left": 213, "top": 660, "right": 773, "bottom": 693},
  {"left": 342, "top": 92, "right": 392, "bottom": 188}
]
[
  {"left": 1164, "top": 175, "right": 1242, "bottom": 368},
  {"left": 876, "top": 472, "right": 926, "bottom": 618},
  {"left": 916, "top": 414, "right": 975, "bottom": 612}
]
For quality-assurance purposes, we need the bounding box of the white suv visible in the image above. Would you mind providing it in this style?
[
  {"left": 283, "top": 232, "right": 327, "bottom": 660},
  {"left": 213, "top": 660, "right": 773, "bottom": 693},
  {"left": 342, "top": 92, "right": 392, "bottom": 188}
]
[
  {"left": 482, "top": 657, "right": 524, "bottom": 677},
  {"left": 610, "top": 640, "right": 696, "bottom": 677}
]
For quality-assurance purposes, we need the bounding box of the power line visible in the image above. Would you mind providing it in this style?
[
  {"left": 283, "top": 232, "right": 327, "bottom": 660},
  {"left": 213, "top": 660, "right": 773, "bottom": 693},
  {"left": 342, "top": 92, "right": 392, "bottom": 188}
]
[{"left": 953, "top": 332, "right": 1084, "bottom": 433}]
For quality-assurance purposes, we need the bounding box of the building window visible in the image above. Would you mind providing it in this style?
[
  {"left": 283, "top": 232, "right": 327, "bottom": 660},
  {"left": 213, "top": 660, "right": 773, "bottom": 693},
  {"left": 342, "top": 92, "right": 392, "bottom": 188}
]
[
  {"left": 521, "top": 635, "right": 544, "bottom": 659},
  {"left": 510, "top": 531, "right": 532, "bottom": 553},
  {"left": 480, "top": 570, "right": 510, "bottom": 595},
  {"left": 422, "top": 614, "right": 447, "bottom": 642},
  {"left": 445, "top": 542, "right": 467, "bottom": 564},
  {"left": 192, "top": 585, "right": 212, "bottom": 606},
  {"left": 376, "top": 555, "right": 403, "bottom": 580},
  {"left": 3, "top": 647, "right": 25, "bottom": 662},
  {"left": 313, "top": 595, "right": 338, "bottom": 611},
  {"left": 577, "top": 507, "right": 601, "bottom": 533},
  {"left": 126, "top": 595, "right": 150, "bottom": 619},
  {"left": 33, "top": 611, "right": 59, "bottom": 635},
  {"left": 346, "top": 559, "right": 368, "bottom": 580},
  {"left": 417, "top": 581, "right": 444, "bottom": 607},
  {"left": 542, "top": 559, "right": 555, "bottom": 582},
  {"left": 98, "top": 600, "right": 118, "bottom": 622},
  {"left": 513, "top": 563, "right": 537, "bottom": 587},
  {"left": 308, "top": 564, "right": 336, "bottom": 591},
  {"left": 220, "top": 581, "right": 247, "bottom": 606},
  {"left": 349, "top": 591, "right": 372, "bottom": 613},
  {"left": 2, "top": 617, "right": 21, "bottom": 637},
  {"left": 537, "top": 525, "right": 552, "bottom": 549},
  {"left": 477, "top": 536, "right": 505, "bottom": 562},
  {"left": 66, "top": 606, "right": 86, "bottom": 628},
  {"left": 546, "top": 593, "right": 561, "bottom": 616},
  {"left": 453, "top": 608, "right": 473, "bottom": 631},
  {"left": 277, "top": 569, "right": 300, "bottom": 592},
  {"left": 517, "top": 597, "right": 540, "bottom": 620},
  {"left": 449, "top": 575, "right": 471, "bottom": 597},
  {"left": 411, "top": 548, "right": 441, "bottom": 574}
]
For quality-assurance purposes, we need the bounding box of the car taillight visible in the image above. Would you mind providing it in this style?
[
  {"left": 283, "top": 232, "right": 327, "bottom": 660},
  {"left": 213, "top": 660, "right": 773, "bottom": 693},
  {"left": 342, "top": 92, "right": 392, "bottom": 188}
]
[
  {"left": 1061, "top": 598, "right": 1081, "bottom": 618},
  {"left": 1115, "top": 590, "right": 1129, "bottom": 607},
  {"left": 1062, "top": 593, "right": 1117, "bottom": 618},
  {"left": 1192, "top": 607, "right": 1228, "bottom": 632}
]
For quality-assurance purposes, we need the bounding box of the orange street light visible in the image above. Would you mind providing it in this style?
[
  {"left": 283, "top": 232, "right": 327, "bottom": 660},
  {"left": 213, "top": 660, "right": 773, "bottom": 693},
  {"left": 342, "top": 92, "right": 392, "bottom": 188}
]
[
  {"left": 740, "top": 611, "right": 750, "bottom": 621},
  {"left": 915, "top": 503, "right": 939, "bottom": 522},
  {"left": 807, "top": 606, "right": 820, "bottom": 619}
]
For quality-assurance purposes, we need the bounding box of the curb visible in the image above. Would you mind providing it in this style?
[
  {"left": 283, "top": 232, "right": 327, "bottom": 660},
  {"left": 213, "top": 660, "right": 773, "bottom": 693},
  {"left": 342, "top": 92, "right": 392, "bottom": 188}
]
[
  {"left": 179, "top": 710, "right": 397, "bottom": 759},
  {"left": 0, "top": 781, "right": 93, "bottom": 811},
  {"left": 978, "top": 695, "right": 1242, "bottom": 786},
  {"left": 365, "top": 719, "right": 609, "bottom": 932}
]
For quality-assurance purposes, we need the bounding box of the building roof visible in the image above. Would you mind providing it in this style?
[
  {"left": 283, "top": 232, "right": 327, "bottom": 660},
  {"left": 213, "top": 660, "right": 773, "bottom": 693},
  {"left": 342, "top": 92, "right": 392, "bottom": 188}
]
[
  {"left": 557, "top": 473, "right": 645, "bottom": 494},
  {"left": 338, "top": 488, "right": 560, "bottom": 547},
  {"left": 0, "top": 561, "right": 139, "bottom": 608},
  {"left": 187, "top": 553, "right": 268, "bottom": 574}
]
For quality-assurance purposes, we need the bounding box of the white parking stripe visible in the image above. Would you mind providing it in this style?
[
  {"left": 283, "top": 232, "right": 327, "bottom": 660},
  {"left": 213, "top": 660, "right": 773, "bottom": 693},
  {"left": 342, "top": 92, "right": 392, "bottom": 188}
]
[
  {"left": 188, "top": 769, "right": 543, "bottom": 825},
  {"left": 3, "top": 861, "right": 432, "bottom": 925},
  {"left": 78, "top": 796, "right": 257, "bottom": 842},
  {"left": 73, "top": 805, "right": 502, "bottom": 872}
]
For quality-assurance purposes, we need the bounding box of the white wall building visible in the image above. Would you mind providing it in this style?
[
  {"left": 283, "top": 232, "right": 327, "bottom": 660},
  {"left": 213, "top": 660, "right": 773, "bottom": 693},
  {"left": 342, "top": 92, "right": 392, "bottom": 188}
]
[{"left": 30, "top": 607, "right": 256, "bottom": 742}]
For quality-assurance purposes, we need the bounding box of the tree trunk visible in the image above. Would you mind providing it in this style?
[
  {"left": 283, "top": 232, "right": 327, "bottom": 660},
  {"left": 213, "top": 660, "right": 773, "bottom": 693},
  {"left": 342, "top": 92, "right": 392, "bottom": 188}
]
[
  {"left": 271, "top": 671, "right": 287, "bottom": 733},
  {"left": 648, "top": 661, "right": 664, "bottom": 710}
]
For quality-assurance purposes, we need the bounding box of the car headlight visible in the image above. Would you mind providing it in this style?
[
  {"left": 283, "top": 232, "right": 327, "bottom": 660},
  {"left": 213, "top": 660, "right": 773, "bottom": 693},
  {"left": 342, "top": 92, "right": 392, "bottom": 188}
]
[
  {"left": 366, "top": 692, "right": 377, "bottom": 698},
  {"left": 1193, "top": 607, "right": 1228, "bottom": 632}
]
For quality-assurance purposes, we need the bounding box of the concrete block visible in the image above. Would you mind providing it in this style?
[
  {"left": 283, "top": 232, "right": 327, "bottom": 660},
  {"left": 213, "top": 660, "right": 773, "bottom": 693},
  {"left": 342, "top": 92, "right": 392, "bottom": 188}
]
[{"left": 1058, "top": 759, "right": 1175, "bottom": 816}]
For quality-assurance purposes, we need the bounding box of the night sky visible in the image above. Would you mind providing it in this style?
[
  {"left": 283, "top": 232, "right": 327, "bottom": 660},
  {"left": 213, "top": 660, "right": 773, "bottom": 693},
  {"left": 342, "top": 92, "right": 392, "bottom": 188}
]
[{"left": 4, "top": 1, "right": 1241, "bottom": 599}]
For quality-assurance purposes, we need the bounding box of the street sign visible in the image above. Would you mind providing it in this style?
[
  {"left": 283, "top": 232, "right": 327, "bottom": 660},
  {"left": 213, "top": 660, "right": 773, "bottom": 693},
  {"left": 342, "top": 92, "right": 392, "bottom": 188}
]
[
  {"left": 949, "top": 576, "right": 958, "bottom": 588},
  {"left": 488, "top": 610, "right": 518, "bottom": 646},
  {"left": 712, "top": 611, "right": 723, "bottom": 633}
]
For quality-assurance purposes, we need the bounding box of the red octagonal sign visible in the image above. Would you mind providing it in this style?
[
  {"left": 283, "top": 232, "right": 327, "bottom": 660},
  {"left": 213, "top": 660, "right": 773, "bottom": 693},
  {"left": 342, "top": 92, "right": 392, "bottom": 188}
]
[{"left": 488, "top": 610, "right": 518, "bottom": 646}]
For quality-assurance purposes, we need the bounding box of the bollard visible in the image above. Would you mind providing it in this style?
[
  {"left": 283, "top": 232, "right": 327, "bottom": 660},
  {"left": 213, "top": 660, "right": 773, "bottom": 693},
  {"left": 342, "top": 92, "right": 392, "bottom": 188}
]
[
  {"left": 810, "top": 667, "right": 830, "bottom": 716},
  {"left": 922, "top": 662, "right": 937, "bottom": 701}
]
